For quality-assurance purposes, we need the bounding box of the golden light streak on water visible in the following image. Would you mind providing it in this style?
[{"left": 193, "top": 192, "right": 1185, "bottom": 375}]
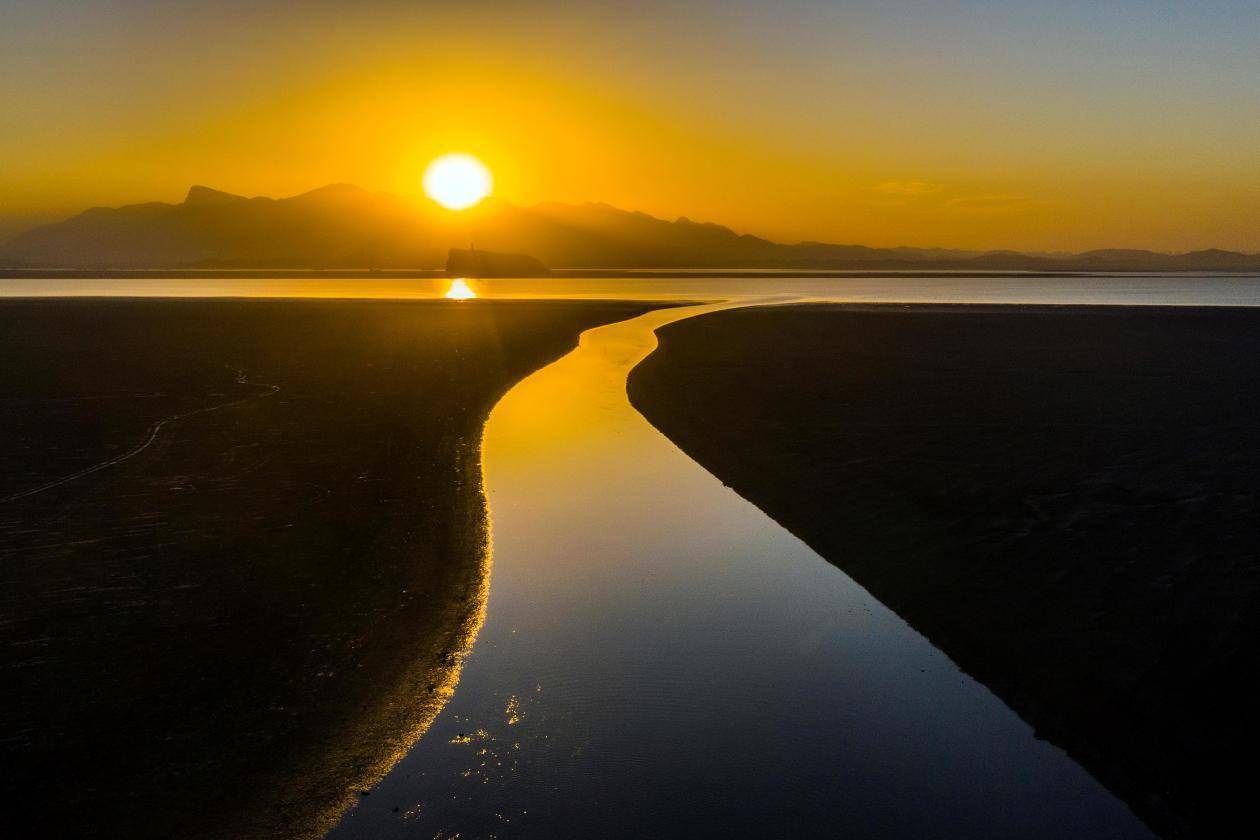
[{"left": 444, "top": 278, "right": 478, "bottom": 299}]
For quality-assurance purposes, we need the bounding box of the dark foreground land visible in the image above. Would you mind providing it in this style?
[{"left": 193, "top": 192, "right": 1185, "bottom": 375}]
[
  {"left": 0, "top": 297, "right": 661, "bottom": 839},
  {"left": 630, "top": 304, "right": 1260, "bottom": 839}
]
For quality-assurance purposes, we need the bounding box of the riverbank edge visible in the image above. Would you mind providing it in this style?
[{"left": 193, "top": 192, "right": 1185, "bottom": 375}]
[
  {"left": 231, "top": 301, "right": 687, "bottom": 839},
  {"left": 623, "top": 302, "right": 1246, "bottom": 838}
]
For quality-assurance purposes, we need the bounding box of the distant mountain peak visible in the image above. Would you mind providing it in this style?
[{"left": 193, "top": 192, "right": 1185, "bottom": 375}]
[
  {"left": 1186, "top": 248, "right": 1244, "bottom": 258},
  {"left": 287, "top": 183, "right": 377, "bottom": 205},
  {"left": 184, "top": 185, "right": 247, "bottom": 206},
  {"left": 4, "top": 183, "right": 1258, "bottom": 271}
]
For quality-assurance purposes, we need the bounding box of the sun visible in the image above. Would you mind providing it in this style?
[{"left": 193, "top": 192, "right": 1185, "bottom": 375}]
[{"left": 423, "top": 153, "right": 492, "bottom": 210}]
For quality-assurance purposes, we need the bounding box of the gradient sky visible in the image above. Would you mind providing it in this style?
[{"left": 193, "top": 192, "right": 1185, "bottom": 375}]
[{"left": 2, "top": 0, "right": 1258, "bottom": 251}]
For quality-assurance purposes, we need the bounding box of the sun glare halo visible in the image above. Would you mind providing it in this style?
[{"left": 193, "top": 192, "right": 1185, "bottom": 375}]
[{"left": 424, "top": 154, "right": 492, "bottom": 210}]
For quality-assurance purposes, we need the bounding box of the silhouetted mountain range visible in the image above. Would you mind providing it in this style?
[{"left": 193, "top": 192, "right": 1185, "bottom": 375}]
[{"left": 4, "top": 184, "right": 1258, "bottom": 271}]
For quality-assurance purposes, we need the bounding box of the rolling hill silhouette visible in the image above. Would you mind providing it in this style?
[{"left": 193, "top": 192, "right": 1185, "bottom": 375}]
[{"left": 4, "top": 184, "right": 1258, "bottom": 271}]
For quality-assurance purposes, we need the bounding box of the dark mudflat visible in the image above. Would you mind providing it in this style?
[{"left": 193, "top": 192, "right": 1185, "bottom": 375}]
[
  {"left": 629, "top": 303, "right": 1260, "bottom": 839},
  {"left": 0, "top": 297, "right": 662, "bottom": 839}
]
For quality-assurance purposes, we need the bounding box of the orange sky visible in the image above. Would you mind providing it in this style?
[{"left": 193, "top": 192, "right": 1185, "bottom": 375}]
[{"left": 2, "top": 1, "right": 1258, "bottom": 252}]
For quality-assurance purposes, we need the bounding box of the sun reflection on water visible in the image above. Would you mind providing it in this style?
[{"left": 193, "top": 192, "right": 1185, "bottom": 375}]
[{"left": 444, "top": 278, "right": 477, "bottom": 300}]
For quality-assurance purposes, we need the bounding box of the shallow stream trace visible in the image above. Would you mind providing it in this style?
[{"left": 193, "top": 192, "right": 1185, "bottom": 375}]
[{"left": 330, "top": 302, "right": 1152, "bottom": 839}]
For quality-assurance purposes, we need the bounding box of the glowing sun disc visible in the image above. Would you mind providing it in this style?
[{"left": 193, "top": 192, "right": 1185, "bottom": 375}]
[
  {"left": 424, "top": 154, "right": 492, "bottom": 210},
  {"left": 444, "top": 278, "right": 477, "bottom": 300}
]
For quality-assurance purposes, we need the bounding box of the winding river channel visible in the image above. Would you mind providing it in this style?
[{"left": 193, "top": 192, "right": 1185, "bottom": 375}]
[{"left": 330, "top": 300, "right": 1153, "bottom": 839}]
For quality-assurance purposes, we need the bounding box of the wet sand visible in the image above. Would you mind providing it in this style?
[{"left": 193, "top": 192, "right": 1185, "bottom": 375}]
[
  {"left": 0, "top": 297, "right": 663, "bottom": 839},
  {"left": 628, "top": 303, "right": 1260, "bottom": 838}
]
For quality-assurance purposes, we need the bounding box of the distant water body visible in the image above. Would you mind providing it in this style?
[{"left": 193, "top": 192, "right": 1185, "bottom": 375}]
[{"left": 4, "top": 271, "right": 1260, "bottom": 306}]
